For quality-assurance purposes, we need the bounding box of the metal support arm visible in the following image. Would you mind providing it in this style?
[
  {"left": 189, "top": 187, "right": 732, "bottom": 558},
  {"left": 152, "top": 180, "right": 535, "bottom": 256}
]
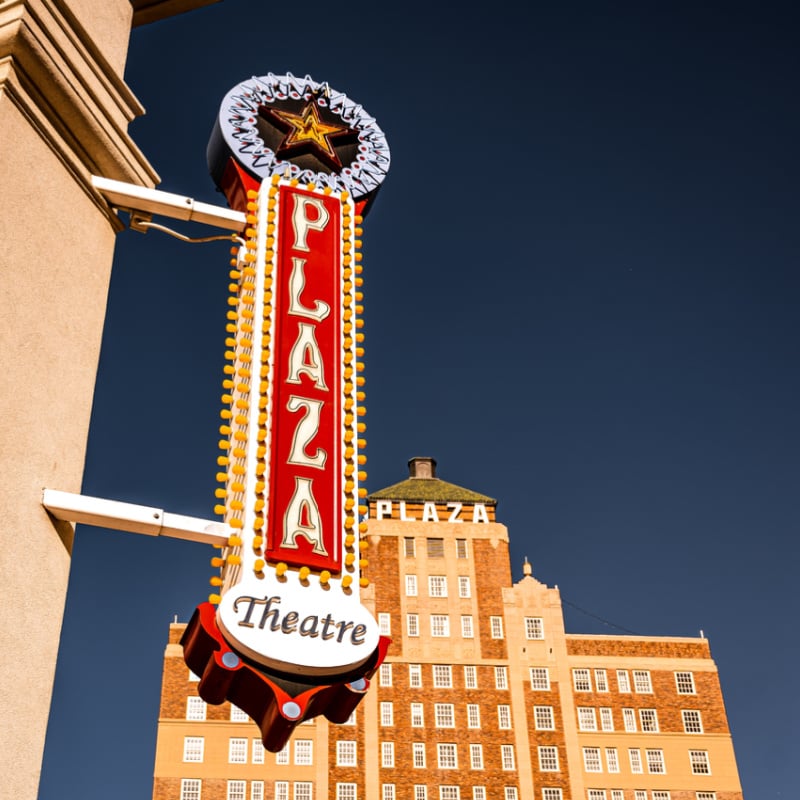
[
  {"left": 42, "top": 489, "right": 229, "bottom": 545},
  {"left": 92, "top": 175, "right": 246, "bottom": 231}
]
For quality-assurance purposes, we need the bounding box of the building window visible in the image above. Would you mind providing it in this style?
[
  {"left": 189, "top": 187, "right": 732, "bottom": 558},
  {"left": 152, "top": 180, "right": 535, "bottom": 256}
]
[
  {"left": 415, "top": 788, "right": 428, "bottom": 800},
  {"left": 635, "top": 793, "right": 647, "bottom": 800},
  {"left": 494, "top": 667, "right": 508, "bottom": 690},
  {"left": 230, "top": 705, "right": 248, "bottom": 722},
  {"left": 433, "top": 664, "right": 453, "bottom": 687},
  {"left": 578, "top": 707, "right": 597, "bottom": 731},
  {"left": 652, "top": 793, "right": 671, "bottom": 800},
  {"left": 583, "top": 747, "right": 602, "bottom": 772},
  {"left": 409, "top": 663, "right": 422, "bottom": 687},
  {"left": 456, "top": 538, "right": 468, "bottom": 558},
  {"left": 525, "top": 617, "right": 544, "bottom": 639},
  {"left": 610, "top": 792, "right": 623, "bottom": 800},
  {"left": 696, "top": 794, "right": 716, "bottom": 800},
  {"left": 378, "top": 613, "right": 391, "bottom": 636},
  {"left": 382, "top": 786, "right": 396, "bottom": 800},
  {"left": 594, "top": 669, "right": 608, "bottom": 691},
  {"left": 404, "top": 537, "right": 416, "bottom": 557},
  {"left": 183, "top": 737, "right": 204, "bottom": 763},
  {"left": 379, "top": 663, "right": 392, "bottom": 687},
  {"left": 640, "top": 709, "right": 659, "bottom": 732},
  {"left": 464, "top": 665, "right": 478, "bottom": 689},
  {"left": 429, "top": 575, "right": 448, "bottom": 597},
  {"left": 229, "top": 738, "right": 248, "bottom": 764},
  {"left": 473, "top": 789, "right": 486, "bottom": 800},
  {"left": 467, "top": 704, "right": 481, "bottom": 728},
  {"left": 646, "top": 749, "right": 666, "bottom": 774},
  {"left": 380, "top": 702, "right": 394, "bottom": 726},
  {"left": 431, "top": 615, "right": 450, "bottom": 637},
  {"left": 534, "top": 705, "right": 555, "bottom": 730},
  {"left": 530, "top": 667, "right": 550, "bottom": 690},
  {"left": 336, "top": 741, "right": 357, "bottom": 767},
  {"left": 683, "top": 709, "right": 704, "bottom": 733},
  {"left": 275, "top": 783, "right": 289, "bottom": 800},
  {"left": 440, "top": 789, "right": 460, "bottom": 800},
  {"left": 504, "top": 789, "right": 518, "bottom": 800},
  {"left": 437, "top": 743, "right": 458, "bottom": 768},
  {"left": 490, "top": 617, "right": 504, "bottom": 638},
  {"left": 458, "top": 576, "right": 471, "bottom": 597},
  {"left": 501, "top": 745, "right": 515, "bottom": 771},
  {"left": 542, "top": 791, "right": 563, "bottom": 800},
  {"left": 676, "top": 671, "right": 696, "bottom": 694},
  {"left": 587, "top": 792, "right": 606, "bottom": 800},
  {"left": 628, "top": 748, "right": 643, "bottom": 774},
  {"left": 690, "top": 750, "right": 711, "bottom": 775},
  {"left": 251, "top": 781, "right": 264, "bottom": 800},
  {"left": 435, "top": 703, "right": 455, "bottom": 728},
  {"left": 411, "top": 702, "right": 424, "bottom": 727},
  {"left": 470, "top": 744, "right": 484, "bottom": 769},
  {"left": 427, "top": 538, "right": 444, "bottom": 557},
  {"left": 180, "top": 779, "right": 201, "bottom": 800},
  {"left": 336, "top": 784, "right": 356, "bottom": 800},
  {"left": 616, "top": 670, "right": 631, "bottom": 693},
  {"left": 407, "top": 614, "right": 419, "bottom": 637},
  {"left": 622, "top": 708, "right": 637, "bottom": 732},
  {"left": 413, "top": 742, "right": 426, "bottom": 768},
  {"left": 538, "top": 746, "right": 559, "bottom": 771},
  {"left": 295, "top": 786, "right": 312, "bottom": 800},
  {"left": 572, "top": 669, "right": 592, "bottom": 692},
  {"left": 405, "top": 575, "right": 418, "bottom": 596},
  {"left": 186, "top": 696, "right": 206, "bottom": 721},
  {"left": 600, "top": 707, "right": 614, "bottom": 731},
  {"left": 294, "top": 740, "right": 313, "bottom": 766},
  {"left": 188, "top": 670, "right": 201, "bottom": 682},
  {"left": 461, "top": 616, "right": 474, "bottom": 638},
  {"left": 605, "top": 748, "right": 619, "bottom": 773},
  {"left": 497, "top": 704, "right": 512, "bottom": 729},
  {"left": 275, "top": 742, "right": 290, "bottom": 765},
  {"left": 227, "top": 781, "right": 246, "bottom": 800},
  {"left": 633, "top": 670, "right": 652, "bottom": 693},
  {"left": 382, "top": 741, "right": 395, "bottom": 768},
  {"left": 252, "top": 740, "right": 264, "bottom": 764}
]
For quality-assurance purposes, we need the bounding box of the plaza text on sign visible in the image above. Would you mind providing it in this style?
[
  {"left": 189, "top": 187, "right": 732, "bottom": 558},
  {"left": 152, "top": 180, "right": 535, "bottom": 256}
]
[{"left": 268, "top": 187, "right": 342, "bottom": 572}]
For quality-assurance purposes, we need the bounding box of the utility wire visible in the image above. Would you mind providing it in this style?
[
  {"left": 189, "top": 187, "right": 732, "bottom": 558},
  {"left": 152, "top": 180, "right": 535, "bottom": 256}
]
[
  {"left": 561, "top": 597, "right": 642, "bottom": 635},
  {"left": 132, "top": 218, "right": 245, "bottom": 247}
]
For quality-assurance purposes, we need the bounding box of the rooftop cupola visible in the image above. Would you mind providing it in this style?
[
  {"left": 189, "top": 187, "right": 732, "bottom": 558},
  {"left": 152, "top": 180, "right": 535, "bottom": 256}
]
[{"left": 408, "top": 456, "right": 437, "bottom": 479}]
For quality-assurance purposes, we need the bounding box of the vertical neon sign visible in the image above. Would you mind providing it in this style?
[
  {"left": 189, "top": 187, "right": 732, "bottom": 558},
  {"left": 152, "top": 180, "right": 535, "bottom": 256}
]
[{"left": 182, "top": 74, "right": 390, "bottom": 750}]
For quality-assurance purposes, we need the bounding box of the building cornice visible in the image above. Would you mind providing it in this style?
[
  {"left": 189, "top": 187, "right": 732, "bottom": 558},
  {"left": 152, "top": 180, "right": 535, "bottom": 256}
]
[
  {"left": 131, "top": 0, "right": 221, "bottom": 27},
  {"left": 0, "top": 0, "right": 159, "bottom": 221}
]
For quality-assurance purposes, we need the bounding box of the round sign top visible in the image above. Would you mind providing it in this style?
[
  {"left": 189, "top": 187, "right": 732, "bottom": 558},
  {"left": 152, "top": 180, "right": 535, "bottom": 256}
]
[{"left": 208, "top": 73, "right": 390, "bottom": 203}]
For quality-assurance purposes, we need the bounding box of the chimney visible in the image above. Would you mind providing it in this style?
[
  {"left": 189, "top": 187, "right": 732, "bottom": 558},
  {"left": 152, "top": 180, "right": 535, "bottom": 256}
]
[{"left": 408, "top": 456, "right": 437, "bottom": 479}]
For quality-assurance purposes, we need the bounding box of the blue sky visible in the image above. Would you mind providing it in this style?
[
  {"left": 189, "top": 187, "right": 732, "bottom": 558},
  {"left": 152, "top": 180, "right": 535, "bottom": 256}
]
[{"left": 40, "top": 3, "right": 798, "bottom": 798}]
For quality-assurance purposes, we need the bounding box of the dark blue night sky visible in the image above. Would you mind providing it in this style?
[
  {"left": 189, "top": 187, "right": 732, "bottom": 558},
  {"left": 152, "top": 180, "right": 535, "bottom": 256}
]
[{"left": 40, "top": 3, "right": 798, "bottom": 798}]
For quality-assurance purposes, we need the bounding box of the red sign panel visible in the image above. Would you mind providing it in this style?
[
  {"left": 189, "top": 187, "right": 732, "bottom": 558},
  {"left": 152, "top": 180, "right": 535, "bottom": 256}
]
[{"left": 266, "top": 185, "right": 342, "bottom": 572}]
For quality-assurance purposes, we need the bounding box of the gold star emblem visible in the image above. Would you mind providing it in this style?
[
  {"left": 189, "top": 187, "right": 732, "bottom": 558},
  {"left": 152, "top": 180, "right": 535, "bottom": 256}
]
[{"left": 267, "top": 101, "right": 354, "bottom": 170}]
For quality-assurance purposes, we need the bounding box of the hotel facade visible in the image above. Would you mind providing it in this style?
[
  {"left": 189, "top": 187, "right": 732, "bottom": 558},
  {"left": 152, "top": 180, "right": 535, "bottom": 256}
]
[{"left": 152, "top": 457, "right": 743, "bottom": 800}]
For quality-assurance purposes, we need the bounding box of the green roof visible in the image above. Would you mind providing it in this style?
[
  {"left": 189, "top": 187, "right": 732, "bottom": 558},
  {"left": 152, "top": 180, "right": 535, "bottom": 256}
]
[{"left": 369, "top": 477, "right": 495, "bottom": 504}]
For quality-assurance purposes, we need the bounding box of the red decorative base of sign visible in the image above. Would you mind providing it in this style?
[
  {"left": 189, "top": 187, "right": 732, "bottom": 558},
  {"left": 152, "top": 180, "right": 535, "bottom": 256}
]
[{"left": 182, "top": 603, "right": 390, "bottom": 751}]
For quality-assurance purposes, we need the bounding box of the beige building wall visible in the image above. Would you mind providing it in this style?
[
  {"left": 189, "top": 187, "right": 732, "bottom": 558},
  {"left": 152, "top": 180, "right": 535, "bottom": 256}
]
[{"left": 0, "top": 3, "right": 215, "bottom": 799}]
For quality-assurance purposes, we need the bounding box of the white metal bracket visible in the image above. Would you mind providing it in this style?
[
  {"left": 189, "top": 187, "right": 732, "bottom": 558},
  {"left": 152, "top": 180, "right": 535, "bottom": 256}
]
[
  {"left": 42, "top": 489, "right": 229, "bottom": 546},
  {"left": 92, "top": 175, "right": 246, "bottom": 232}
]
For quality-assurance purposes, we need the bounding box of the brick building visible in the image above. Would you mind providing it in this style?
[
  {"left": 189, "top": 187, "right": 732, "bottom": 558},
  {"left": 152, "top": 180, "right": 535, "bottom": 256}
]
[{"left": 151, "top": 457, "right": 743, "bottom": 800}]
